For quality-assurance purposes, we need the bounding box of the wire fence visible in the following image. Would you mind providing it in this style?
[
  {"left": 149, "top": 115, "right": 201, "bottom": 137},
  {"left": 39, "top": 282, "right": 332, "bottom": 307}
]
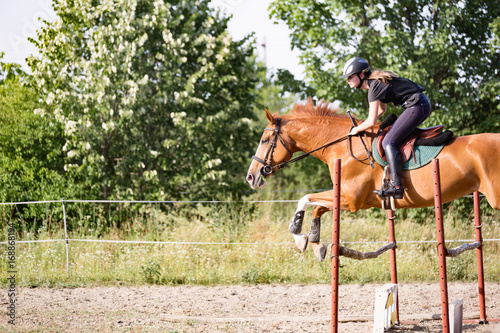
[{"left": 1, "top": 198, "right": 499, "bottom": 278}]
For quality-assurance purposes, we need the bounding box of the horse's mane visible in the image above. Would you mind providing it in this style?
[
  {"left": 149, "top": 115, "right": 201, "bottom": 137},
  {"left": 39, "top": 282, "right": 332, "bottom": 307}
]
[{"left": 289, "top": 98, "right": 345, "bottom": 119}]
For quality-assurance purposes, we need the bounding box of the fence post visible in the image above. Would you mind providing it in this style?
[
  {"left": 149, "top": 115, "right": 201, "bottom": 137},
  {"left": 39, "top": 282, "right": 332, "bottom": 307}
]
[
  {"left": 331, "top": 158, "right": 341, "bottom": 333},
  {"left": 433, "top": 159, "right": 450, "bottom": 333},
  {"left": 62, "top": 198, "right": 70, "bottom": 277},
  {"left": 474, "top": 191, "right": 487, "bottom": 323},
  {"left": 386, "top": 209, "right": 400, "bottom": 324}
]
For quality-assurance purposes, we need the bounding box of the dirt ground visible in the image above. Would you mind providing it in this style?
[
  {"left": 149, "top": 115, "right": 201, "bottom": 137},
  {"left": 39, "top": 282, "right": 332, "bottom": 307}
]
[{"left": 1, "top": 282, "right": 499, "bottom": 332}]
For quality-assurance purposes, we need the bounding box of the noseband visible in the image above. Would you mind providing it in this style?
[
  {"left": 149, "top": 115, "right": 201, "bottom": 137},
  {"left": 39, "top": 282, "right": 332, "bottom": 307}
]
[{"left": 252, "top": 119, "right": 293, "bottom": 179}]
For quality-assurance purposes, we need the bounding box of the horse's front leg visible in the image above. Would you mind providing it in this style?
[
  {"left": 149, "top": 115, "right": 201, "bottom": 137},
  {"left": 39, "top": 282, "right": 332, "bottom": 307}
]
[
  {"left": 306, "top": 191, "right": 336, "bottom": 261},
  {"left": 289, "top": 192, "right": 333, "bottom": 260},
  {"left": 289, "top": 195, "right": 311, "bottom": 253},
  {"left": 308, "top": 205, "right": 331, "bottom": 261}
]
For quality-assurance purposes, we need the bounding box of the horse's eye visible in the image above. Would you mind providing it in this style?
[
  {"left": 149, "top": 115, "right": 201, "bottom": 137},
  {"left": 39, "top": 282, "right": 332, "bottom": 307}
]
[{"left": 261, "top": 138, "right": 269, "bottom": 144}]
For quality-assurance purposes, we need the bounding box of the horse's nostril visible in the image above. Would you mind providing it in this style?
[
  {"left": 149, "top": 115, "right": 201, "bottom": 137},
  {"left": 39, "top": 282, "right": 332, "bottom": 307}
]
[{"left": 246, "top": 174, "right": 253, "bottom": 183}]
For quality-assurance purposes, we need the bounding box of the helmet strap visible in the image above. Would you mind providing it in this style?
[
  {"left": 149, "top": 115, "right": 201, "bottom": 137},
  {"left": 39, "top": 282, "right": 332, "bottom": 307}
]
[{"left": 356, "top": 73, "right": 363, "bottom": 89}]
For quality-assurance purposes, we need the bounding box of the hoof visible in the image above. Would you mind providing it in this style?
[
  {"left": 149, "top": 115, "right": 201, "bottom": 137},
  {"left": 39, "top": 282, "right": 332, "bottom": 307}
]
[
  {"left": 308, "top": 217, "right": 321, "bottom": 243},
  {"left": 311, "top": 242, "right": 327, "bottom": 262},
  {"left": 293, "top": 234, "right": 308, "bottom": 252},
  {"left": 289, "top": 211, "right": 305, "bottom": 234}
]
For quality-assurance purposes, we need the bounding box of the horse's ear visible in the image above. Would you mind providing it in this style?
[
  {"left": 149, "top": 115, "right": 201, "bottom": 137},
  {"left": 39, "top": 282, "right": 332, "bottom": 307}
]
[{"left": 265, "top": 108, "right": 278, "bottom": 125}]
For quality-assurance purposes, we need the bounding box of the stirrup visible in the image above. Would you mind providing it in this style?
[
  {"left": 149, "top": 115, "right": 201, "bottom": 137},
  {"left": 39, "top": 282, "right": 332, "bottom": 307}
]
[
  {"left": 375, "top": 166, "right": 405, "bottom": 210},
  {"left": 376, "top": 186, "right": 404, "bottom": 200},
  {"left": 376, "top": 190, "right": 403, "bottom": 211}
]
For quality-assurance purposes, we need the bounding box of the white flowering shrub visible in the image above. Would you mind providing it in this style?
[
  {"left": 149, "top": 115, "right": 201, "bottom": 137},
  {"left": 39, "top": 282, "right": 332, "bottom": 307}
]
[{"left": 28, "top": 0, "right": 261, "bottom": 200}]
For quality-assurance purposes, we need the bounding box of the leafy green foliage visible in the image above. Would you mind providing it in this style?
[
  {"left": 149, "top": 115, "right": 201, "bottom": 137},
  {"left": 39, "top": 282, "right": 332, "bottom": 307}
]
[
  {"left": 141, "top": 260, "right": 162, "bottom": 284},
  {"left": 269, "top": 0, "right": 500, "bottom": 135},
  {"left": 249, "top": 69, "right": 332, "bottom": 197},
  {"left": 0, "top": 58, "right": 69, "bottom": 223},
  {"left": 0, "top": 52, "right": 28, "bottom": 83},
  {"left": 28, "top": 0, "right": 262, "bottom": 201}
]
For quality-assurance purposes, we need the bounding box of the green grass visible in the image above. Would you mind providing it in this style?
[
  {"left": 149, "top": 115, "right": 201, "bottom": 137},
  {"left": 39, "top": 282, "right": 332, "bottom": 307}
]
[{"left": 1, "top": 200, "right": 499, "bottom": 287}]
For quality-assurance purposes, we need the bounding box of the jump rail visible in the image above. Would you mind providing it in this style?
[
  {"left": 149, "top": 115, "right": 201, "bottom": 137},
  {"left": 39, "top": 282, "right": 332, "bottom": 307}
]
[
  {"left": 330, "top": 158, "right": 495, "bottom": 333},
  {"left": 339, "top": 242, "right": 396, "bottom": 260}
]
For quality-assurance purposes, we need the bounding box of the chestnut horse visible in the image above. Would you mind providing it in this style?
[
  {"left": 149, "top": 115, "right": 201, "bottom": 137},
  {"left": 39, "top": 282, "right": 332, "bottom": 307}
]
[{"left": 246, "top": 99, "right": 500, "bottom": 261}]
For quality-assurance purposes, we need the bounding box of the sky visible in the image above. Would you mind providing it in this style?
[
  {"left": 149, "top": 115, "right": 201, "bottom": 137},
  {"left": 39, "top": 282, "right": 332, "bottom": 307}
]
[
  {"left": 0, "top": 0, "right": 304, "bottom": 79},
  {"left": 0, "top": 0, "right": 57, "bottom": 69}
]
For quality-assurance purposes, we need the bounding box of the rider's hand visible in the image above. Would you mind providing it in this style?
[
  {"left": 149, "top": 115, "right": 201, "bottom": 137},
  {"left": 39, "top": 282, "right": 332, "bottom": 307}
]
[{"left": 349, "top": 126, "right": 361, "bottom": 136}]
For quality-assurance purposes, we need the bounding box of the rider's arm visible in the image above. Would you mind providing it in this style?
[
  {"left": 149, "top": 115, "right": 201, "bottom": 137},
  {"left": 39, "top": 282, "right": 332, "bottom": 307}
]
[{"left": 349, "top": 100, "right": 386, "bottom": 135}]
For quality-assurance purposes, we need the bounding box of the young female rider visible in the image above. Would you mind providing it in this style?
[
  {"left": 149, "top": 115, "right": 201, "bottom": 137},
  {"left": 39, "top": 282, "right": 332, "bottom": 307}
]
[{"left": 342, "top": 57, "right": 431, "bottom": 199}]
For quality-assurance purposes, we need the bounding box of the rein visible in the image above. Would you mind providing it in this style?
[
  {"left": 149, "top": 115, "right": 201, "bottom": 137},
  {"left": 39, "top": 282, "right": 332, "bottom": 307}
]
[
  {"left": 347, "top": 133, "right": 372, "bottom": 164},
  {"left": 274, "top": 135, "right": 349, "bottom": 170},
  {"left": 252, "top": 118, "right": 350, "bottom": 178}
]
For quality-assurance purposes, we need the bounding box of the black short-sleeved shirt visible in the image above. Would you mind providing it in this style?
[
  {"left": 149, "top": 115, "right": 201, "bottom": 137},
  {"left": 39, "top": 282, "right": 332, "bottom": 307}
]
[{"left": 368, "top": 76, "right": 425, "bottom": 106}]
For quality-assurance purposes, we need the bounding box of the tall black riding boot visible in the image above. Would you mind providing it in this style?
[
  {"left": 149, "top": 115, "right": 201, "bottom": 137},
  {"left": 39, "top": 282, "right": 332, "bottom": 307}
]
[{"left": 381, "top": 144, "right": 404, "bottom": 199}]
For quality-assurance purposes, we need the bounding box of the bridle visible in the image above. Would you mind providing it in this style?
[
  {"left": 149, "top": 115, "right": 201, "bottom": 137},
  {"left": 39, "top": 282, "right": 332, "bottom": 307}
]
[
  {"left": 252, "top": 118, "right": 293, "bottom": 178},
  {"left": 252, "top": 118, "right": 354, "bottom": 180}
]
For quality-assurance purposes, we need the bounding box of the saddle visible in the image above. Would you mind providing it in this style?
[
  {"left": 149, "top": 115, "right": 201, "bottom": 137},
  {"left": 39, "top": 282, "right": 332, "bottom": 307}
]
[{"left": 376, "top": 113, "right": 454, "bottom": 164}]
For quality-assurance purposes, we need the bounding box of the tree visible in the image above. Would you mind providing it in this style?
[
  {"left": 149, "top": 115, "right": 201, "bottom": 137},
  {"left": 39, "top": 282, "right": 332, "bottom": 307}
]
[
  {"left": 269, "top": 0, "right": 500, "bottom": 135},
  {"left": 28, "top": 0, "right": 262, "bottom": 201},
  {"left": 250, "top": 69, "right": 332, "bottom": 199},
  {"left": 0, "top": 54, "right": 68, "bottom": 224},
  {"left": 0, "top": 53, "right": 27, "bottom": 83}
]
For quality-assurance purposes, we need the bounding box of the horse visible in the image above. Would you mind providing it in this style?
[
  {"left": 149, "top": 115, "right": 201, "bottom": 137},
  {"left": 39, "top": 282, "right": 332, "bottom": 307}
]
[{"left": 246, "top": 99, "right": 500, "bottom": 261}]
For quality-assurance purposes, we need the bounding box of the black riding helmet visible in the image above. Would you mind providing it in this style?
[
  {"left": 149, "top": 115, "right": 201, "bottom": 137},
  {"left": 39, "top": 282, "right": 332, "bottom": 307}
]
[
  {"left": 341, "top": 57, "right": 372, "bottom": 88},
  {"left": 341, "top": 57, "right": 371, "bottom": 78}
]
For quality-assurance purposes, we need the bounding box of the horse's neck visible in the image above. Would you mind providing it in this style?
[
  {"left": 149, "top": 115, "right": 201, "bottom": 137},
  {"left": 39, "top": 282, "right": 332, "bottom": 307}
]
[{"left": 285, "top": 117, "right": 353, "bottom": 158}]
